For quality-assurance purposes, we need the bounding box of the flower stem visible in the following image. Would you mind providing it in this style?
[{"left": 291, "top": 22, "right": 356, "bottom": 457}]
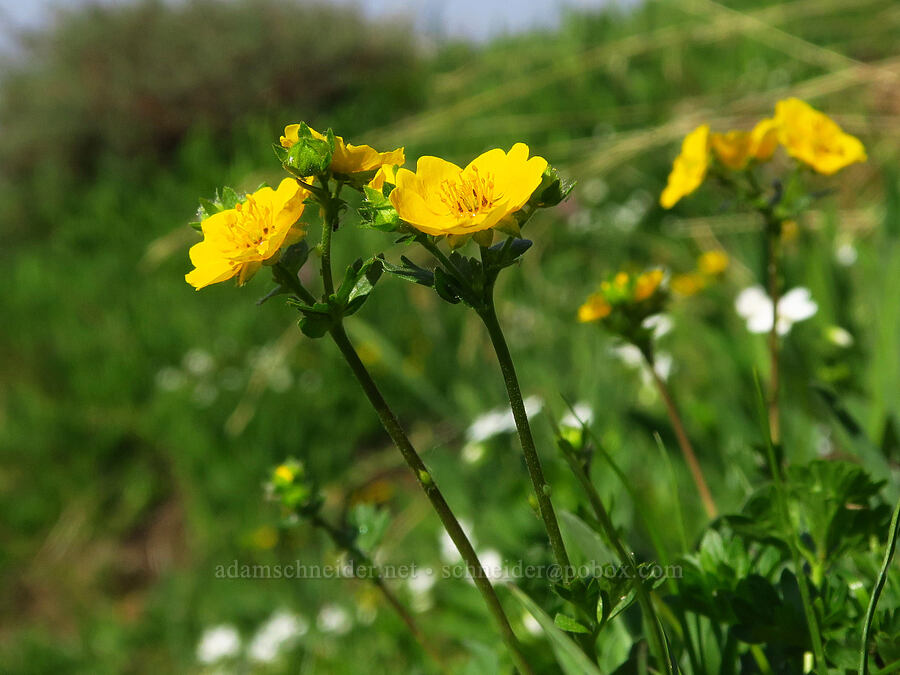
[
  {"left": 860, "top": 494, "right": 900, "bottom": 675},
  {"left": 478, "top": 297, "right": 571, "bottom": 574},
  {"left": 559, "top": 450, "right": 675, "bottom": 674},
  {"left": 328, "top": 322, "right": 533, "bottom": 675},
  {"left": 766, "top": 221, "right": 782, "bottom": 446},
  {"left": 643, "top": 352, "right": 718, "bottom": 520},
  {"left": 310, "top": 514, "right": 448, "bottom": 673}
]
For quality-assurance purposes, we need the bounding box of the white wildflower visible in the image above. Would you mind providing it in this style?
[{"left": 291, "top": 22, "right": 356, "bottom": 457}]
[
  {"left": 196, "top": 624, "right": 241, "bottom": 664},
  {"left": 735, "top": 286, "right": 817, "bottom": 336},
  {"left": 247, "top": 610, "right": 307, "bottom": 664}
]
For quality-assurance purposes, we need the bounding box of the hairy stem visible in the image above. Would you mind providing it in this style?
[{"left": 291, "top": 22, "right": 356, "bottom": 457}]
[
  {"left": 327, "top": 323, "right": 533, "bottom": 675},
  {"left": 478, "top": 297, "right": 571, "bottom": 575}
]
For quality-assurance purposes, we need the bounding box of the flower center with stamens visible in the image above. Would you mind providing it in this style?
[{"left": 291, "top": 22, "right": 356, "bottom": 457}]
[
  {"left": 439, "top": 166, "right": 499, "bottom": 216},
  {"left": 230, "top": 196, "right": 273, "bottom": 250}
]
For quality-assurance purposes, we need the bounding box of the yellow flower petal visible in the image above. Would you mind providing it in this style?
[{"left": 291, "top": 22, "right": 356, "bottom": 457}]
[
  {"left": 660, "top": 125, "right": 710, "bottom": 208},
  {"left": 697, "top": 250, "right": 729, "bottom": 276},
  {"left": 774, "top": 98, "right": 866, "bottom": 175},
  {"left": 634, "top": 269, "right": 664, "bottom": 302},
  {"left": 711, "top": 130, "right": 753, "bottom": 170},
  {"left": 578, "top": 293, "right": 612, "bottom": 323}
]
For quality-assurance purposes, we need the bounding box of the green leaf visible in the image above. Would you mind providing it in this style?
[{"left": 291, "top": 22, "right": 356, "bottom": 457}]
[
  {"left": 508, "top": 585, "right": 604, "bottom": 675},
  {"left": 349, "top": 503, "right": 391, "bottom": 554},
  {"left": 381, "top": 256, "right": 434, "bottom": 287},
  {"left": 554, "top": 613, "right": 590, "bottom": 634},
  {"left": 433, "top": 267, "right": 462, "bottom": 304},
  {"left": 558, "top": 509, "right": 615, "bottom": 565},
  {"left": 334, "top": 257, "right": 383, "bottom": 317}
]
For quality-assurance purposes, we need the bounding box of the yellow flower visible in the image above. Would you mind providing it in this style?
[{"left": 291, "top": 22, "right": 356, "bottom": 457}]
[
  {"left": 634, "top": 269, "right": 665, "bottom": 302},
  {"left": 660, "top": 125, "right": 710, "bottom": 209},
  {"left": 367, "top": 164, "right": 397, "bottom": 191},
  {"left": 274, "top": 464, "right": 295, "bottom": 483},
  {"left": 709, "top": 119, "right": 777, "bottom": 170},
  {"left": 577, "top": 293, "right": 612, "bottom": 323},
  {"left": 280, "top": 124, "right": 404, "bottom": 175},
  {"left": 186, "top": 178, "right": 308, "bottom": 290},
  {"left": 697, "top": 250, "right": 729, "bottom": 276},
  {"left": 671, "top": 272, "right": 708, "bottom": 297},
  {"left": 774, "top": 98, "right": 866, "bottom": 175},
  {"left": 389, "top": 143, "right": 548, "bottom": 236}
]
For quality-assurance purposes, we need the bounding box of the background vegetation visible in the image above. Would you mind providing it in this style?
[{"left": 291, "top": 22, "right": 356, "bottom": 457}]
[{"left": 1, "top": 0, "right": 898, "bottom": 672}]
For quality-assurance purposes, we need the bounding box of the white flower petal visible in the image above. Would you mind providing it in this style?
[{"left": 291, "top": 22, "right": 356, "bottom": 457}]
[
  {"left": 778, "top": 287, "right": 818, "bottom": 322},
  {"left": 196, "top": 625, "right": 241, "bottom": 664},
  {"left": 747, "top": 309, "right": 774, "bottom": 334},
  {"left": 735, "top": 286, "right": 771, "bottom": 320},
  {"left": 643, "top": 313, "right": 673, "bottom": 338}
]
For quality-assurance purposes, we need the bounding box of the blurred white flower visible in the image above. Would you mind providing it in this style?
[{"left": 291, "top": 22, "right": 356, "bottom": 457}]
[
  {"left": 317, "top": 604, "right": 352, "bottom": 635},
  {"left": 479, "top": 549, "right": 505, "bottom": 582},
  {"left": 461, "top": 442, "right": 486, "bottom": 464},
  {"left": 408, "top": 568, "right": 437, "bottom": 612},
  {"left": 440, "top": 519, "right": 475, "bottom": 563},
  {"left": 611, "top": 344, "right": 672, "bottom": 384},
  {"left": 183, "top": 348, "right": 215, "bottom": 376},
  {"left": 835, "top": 242, "right": 858, "bottom": 266},
  {"left": 465, "top": 396, "right": 543, "bottom": 444},
  {"left": 248, "top": 610, "right": 307, "bottom": 664},
  {"left": 736, "top": 286, "right": 817, "bottom": 335},
  {"left": 561, "top": 402, "right": 593, "bottom": 429},
  {"left": 196, "top": 624, "right": 241, "bottom": 664},
  {"left": 155, "top": 366, "right": 185, "bottom": 391},
  {"left": 826, "top": 325, "right": 854, "bottom": 348},
  {"left": 582, "top": 178, "right": 609, "bottom": 204},
  {"left": 191, "top": 382, "right": 218, "bottom": 407},
  {"left": 643, "top": 313, "right": 673, "bottom": 339}
]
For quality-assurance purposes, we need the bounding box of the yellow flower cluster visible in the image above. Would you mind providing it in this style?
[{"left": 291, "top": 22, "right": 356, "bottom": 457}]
[
  {"left": 671, "top": 250, "right": 730, "bottom": 297},
  {"left": 577, "top": 268, "right": 666, "bottom": 324},
  {"left": 660, "top": 98, "right": 866, "bottom": 208}
]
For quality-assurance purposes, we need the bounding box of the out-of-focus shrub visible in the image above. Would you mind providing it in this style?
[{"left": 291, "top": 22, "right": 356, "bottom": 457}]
[{"left": 0, "top": 0, "right": 423, "bottom": 237}]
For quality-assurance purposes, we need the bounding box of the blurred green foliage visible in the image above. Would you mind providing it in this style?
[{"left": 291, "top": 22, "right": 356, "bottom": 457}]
[{"left": 1, "top": 0, "right": 899, "bottom": 672}]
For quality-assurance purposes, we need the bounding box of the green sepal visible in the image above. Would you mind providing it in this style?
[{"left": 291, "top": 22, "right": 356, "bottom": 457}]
[
  {"left": 220, "top": 186, "right": 241, "bottom": 210},
  {"left": 359, "top": 186, "right": 402, "bottom": 232},
  {"left": 494, "top": 215, "right": 521, "bottom": 237},
  {"left": 531, "top": 166, "right": 575, "bottom": 209},
  {"left": 472, "top": 228, "right": 494, "bottom": 247}
]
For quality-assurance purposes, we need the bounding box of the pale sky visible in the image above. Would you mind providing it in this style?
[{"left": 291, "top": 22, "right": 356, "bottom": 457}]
[{"left": 0, "top": 0, "right": 621, "bottom": 49}]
